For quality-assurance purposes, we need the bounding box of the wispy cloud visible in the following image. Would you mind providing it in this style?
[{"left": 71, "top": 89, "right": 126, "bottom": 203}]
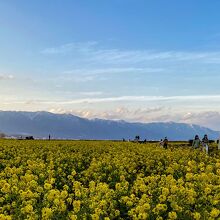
[
  {"left": 79, "top": 91, "right": 103, "bottom": 96},
  {"left": 60, "top": 95, "right": 220, "bottom": 104},
  {"left": 57, "top": 67, "right": 163, "bottom": 83},
  {"left": 3, "top": 95, "right": 220, "bottom": 105},
  {"left": 54, "top": 95, "right": 220, "bottom": 104},
  {"left": 41, "top": 41, "right": 220, "bottom": 64},
  {"left": 89, "top": 49, "right": 220, "bottom": 64},
  {"left": 41, "top": 41, "right": 97, "bottom": 55},
  {"left": 0, "top": 74, "right": 14, "bottom": 80},
  {"left": 63, "top": 67, "right": 164, "bottom": 75},
  {"left": 55, "top": 73, "right": 107, "bottom": 83}
]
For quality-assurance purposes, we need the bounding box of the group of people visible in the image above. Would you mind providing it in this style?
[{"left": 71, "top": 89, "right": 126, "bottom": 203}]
[
  {"left": 159, "top": 134, "right": 219, "bottom": 154},
  {"left": 159, "top": 137, "right": 169, "bottom": 149},
  {"left": 192, "top": 134, "right": 209, "bottom": 153}
]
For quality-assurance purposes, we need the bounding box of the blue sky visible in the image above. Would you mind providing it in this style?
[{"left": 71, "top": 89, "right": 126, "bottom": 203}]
[{"left": 1, "top": 0, "right": 220, "bottom": 129}]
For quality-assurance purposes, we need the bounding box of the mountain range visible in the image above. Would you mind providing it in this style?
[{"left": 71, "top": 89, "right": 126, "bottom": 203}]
[{"left": 0, "top": 111, "right": 219, "bottom": 140}]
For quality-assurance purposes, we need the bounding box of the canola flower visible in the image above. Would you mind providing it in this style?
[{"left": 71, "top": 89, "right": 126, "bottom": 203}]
[{"left": 0, "top": 139, "right": 220, "bottom": 219}]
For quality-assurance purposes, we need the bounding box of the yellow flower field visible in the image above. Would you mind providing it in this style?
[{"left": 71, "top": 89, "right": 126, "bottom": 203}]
[{"left": 0, "top": 140, "right": 220, "bottom": 219}]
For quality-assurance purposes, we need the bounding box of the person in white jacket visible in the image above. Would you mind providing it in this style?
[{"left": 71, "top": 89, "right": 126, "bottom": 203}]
[{"left": 202, "top": 134, "right": 209, "bottom": 154}]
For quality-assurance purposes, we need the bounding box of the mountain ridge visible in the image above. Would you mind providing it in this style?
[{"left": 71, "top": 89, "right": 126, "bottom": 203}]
[{"left": 0, "top": 110, "right": 219, "bottom": 140}]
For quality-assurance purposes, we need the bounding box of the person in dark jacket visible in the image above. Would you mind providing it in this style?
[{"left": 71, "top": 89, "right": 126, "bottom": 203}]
[
  {"left": 192, "top": 135, "right": 201, "bottom": 149},
  {"left": 163, "top": 137, "right": 168, "bottom": 149}
]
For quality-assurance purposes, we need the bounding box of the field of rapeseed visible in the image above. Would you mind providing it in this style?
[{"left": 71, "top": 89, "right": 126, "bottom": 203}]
[{"left": 0, "top": 140, "right": 220, "bottom": 220}]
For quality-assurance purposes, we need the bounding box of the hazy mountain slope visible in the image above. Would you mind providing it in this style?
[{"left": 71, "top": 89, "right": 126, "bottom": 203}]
[{"left": 0, "top": 111, "right": 218, "bottom": 140}]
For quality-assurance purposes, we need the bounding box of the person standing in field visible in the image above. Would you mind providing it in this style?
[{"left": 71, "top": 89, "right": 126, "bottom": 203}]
[
  {"left": 163, "top": 137, "right": 168, "bottom": 149},
  {"left": 202, "top": 134, "right": 209, "bottom": 154},
  {"left": 159, "top": 139, "right": 164, "bottom": 148},
  {"left": 192, "top": 135, "right": 201, "bottom": 149}
]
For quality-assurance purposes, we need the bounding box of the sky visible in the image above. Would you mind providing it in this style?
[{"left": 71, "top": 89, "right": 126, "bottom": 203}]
[{"left": 0, "top": 0, "right": 220, "bottom": 130}]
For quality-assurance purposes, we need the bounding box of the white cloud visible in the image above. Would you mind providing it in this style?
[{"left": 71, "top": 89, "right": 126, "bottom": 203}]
[
  {"left": 1, "top": 95, "right": 220, "bottom": 130},
  {"left": 39, "top": 95, "right": 220, "bottom": 104},
  {"left": 63, "top": 67, "right": 164, "bottom": 75},
  {"left": 41, "top": 41, "right": 98, "bottom": 55},
  {"left": 68, "top": 75, "right": 98, "bottom": 82},
  {"left": 48, "top": 107, "right": 220, "bottom": 130},
  {"left": 41, "top": 41, "right": 220, "bottom": 64},
  {"left": 89, "top": 49, "right": 218, "bottom": 63},
  {"left": 49, "top": 106, "right": 167, "bottom": 121},
  {"left": 2, "top": 95, "right": 220, "bottom": 105},
  {"left": 79, "top": 91, "right": 103, "bottom": 96},
  {"left": 179, "top": 111, "right": 220, "bottom": 131},
  {"left": 0, "top": 74, "right": 14, "bottom": 80},
  {"left": 57, "top": 67, "right": 163, "bottom": 83}
]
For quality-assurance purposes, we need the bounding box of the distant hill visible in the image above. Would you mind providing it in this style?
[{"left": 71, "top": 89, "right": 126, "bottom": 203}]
[{"left": 0, "top": 111, "right": 219, "bottom": 140}]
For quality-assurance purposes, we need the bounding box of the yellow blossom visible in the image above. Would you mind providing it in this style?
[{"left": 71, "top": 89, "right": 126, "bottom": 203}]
[{"left": 210, "top": 208, "right": 220, "bottom": 218}]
